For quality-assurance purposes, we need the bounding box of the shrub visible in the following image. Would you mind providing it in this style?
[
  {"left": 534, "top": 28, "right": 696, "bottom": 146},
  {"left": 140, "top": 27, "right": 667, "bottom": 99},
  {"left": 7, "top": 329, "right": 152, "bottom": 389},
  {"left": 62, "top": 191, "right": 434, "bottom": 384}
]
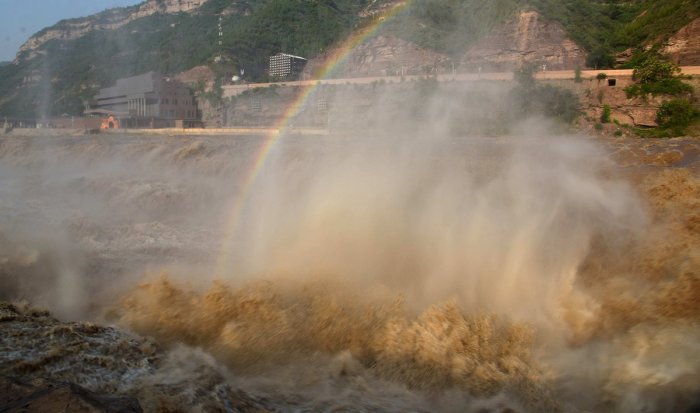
[
  {"left": 656, "top": 99, "right": 699, "bottom": 135},
  {"left": 614, "top": 130, "right": 623, "bottom": 137},
  {"left": 634, "top": 128, "right": 672, "bottom": 138},
  {"left": 534, "top": 84, "right": 580, "bottom": 123},
  {"left": 596, "top": 73, "right": 608, "bottom": 81},
  {"left": 512, "top": 64, "right": 580, "bottom": 124},
  {"left": 514, "top": 65, "right": 537, "bottom": 89},
  {"left": 594, "top": 122, "right": 603, "bottom": 130},
  {"left": 586, "top": 47, "right": 615, "bottom": 69},
  {"left": 601, "top": 104, "right": 611, "bottom": 123},
  {"left": 574, "top": 67, "right": 583, "bottom": 83},
  {"left": 625, "top": 55, "right": 693, "bottom": 98},
  {"left": 632, "top": 56, "right": 680, "bottom": 84},
  {"left": 624, "top": 77, "right": 693, "bottom": 98},
  {"left": 511, "top": 83, "right": 580, "bottom": 124}
]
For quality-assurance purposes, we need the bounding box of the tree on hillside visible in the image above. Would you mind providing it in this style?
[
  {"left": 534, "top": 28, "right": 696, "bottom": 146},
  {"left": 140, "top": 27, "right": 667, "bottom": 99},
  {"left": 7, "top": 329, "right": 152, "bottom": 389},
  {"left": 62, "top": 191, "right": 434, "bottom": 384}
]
[
  {"left": 656, "top": 99, "right": 699, "bottom": 136},
  {"left": 624, "top": 54, "right": 693, "bottom": 98},
  {"left": 586, "top": 46, "right": 615, "bottom": 69},
  {"left": 632, "top": 55, "right": 680, "bottom": 83}
]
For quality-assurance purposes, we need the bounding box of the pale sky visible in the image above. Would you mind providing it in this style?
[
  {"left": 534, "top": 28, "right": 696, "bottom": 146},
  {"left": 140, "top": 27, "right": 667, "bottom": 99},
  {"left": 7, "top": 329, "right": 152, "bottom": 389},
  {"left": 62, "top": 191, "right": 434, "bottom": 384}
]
[{"left": 0, "top": 0, "right": 142, "bottom": 61}]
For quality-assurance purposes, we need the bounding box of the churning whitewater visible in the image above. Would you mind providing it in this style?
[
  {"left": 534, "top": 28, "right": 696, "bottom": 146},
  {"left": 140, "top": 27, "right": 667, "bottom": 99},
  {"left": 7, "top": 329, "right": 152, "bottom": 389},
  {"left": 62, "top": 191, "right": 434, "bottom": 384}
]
[{"left": 2, "top": 122, "right": 700, "bottom": 412}]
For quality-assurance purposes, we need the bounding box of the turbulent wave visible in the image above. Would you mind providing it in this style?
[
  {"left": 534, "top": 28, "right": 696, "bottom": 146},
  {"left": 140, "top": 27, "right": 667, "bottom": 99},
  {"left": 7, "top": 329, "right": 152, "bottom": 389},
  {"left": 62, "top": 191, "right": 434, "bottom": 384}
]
[{"left": 1, "top": 131, "right": 700, "bottom": 412}]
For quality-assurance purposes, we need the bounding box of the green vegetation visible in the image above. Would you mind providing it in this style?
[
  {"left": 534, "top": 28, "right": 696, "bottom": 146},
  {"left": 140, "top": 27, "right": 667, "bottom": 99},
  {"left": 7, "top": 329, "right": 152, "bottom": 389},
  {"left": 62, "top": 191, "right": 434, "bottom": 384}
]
[
  {"left": 656, "top": 99, "right": 700, "bottom": 136},
  {"left": 223, "top": 0, "right": 368, "bottom": 78},
  {"left": 632, "top": 56, "right": 680, "bottom": 83},
  {"left": 526, "top": 0, "right": 700, "bottom": 67},
  {"left": 616, "top": 0, "right": 700, "bottom": 52},
  {"left": 512, "top": 66, "right": 580, "bottom": 124},
  {"left": 382, "top": 0, "right": 520, "bottom": 56},
  {"left": 200, "top": 82, "right": 224, "bottom": 105},
  {"left": 625, "top": 78, "right": 694, "bottom": 98},
  {"left": 524, "top": 0, "right": 645, "bottom": 69},
  {"left": 384, "top": 0, "right": 700, "bottom": 66},
  {"left": 601, "top": 104, "right": 611, "bottom": 123},
  {"left": 617, "top": 54, "right": 698, "bottom": 137},
  {"left": 2, "top": 0, "right": 700, "bottom": 117},
  {"left": 574, "top": 67, "right": 583, "bottom": 83},
  {"left": 624, "top": 55, "right": 693, "bottom": 98},
  {"left": 0, "top": 0, "right": 372, "bottom": 117},
  {"left": 586, "top": 48, "right": 616, "bottom": 70},
  {"left": 596, "top": 73, "right": 608, "bottom": 81},
  {"left": 633, "top": 127, "right": 676, "bottom": 138}
]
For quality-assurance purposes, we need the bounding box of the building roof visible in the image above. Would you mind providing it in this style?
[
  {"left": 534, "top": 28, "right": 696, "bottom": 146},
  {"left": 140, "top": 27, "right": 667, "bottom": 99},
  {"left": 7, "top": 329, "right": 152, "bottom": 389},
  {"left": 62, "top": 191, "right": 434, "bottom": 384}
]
[
  {"left": 95, "top": 71, "right": 163, "bottom": 100},
  {"left": 272, "top": 53, "right": 307, "bottom": 61}
]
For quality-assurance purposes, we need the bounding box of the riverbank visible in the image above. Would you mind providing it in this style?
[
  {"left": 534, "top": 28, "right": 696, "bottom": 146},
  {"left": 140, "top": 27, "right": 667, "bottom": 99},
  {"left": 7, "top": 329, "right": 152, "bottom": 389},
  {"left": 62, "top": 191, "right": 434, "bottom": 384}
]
[{"left": 3, "top": 127, "right": 330, "bottom": 137}]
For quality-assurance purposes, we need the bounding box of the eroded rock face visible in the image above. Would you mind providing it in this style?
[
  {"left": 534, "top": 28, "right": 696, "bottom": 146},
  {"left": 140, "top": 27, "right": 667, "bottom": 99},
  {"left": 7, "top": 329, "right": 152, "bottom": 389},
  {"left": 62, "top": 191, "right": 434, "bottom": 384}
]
[
  {"left": 16, "top": 0, "right": 208, "bottom": 61},
  {"left": 304, "top": 35, "right": 450, "bottom": 78},
  {"left": 662, "top": 17, "right": 700, "bottom": 65},
  {"left": 461, "top": 10, "right": 585, "bottom": 71}
]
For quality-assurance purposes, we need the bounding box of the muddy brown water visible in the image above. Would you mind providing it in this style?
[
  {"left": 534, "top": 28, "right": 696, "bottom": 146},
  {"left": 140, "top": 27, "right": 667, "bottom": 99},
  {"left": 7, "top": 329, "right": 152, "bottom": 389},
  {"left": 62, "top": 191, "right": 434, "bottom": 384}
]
[{"left": 1, "top": 133, "right": 699, "bottom": 412}]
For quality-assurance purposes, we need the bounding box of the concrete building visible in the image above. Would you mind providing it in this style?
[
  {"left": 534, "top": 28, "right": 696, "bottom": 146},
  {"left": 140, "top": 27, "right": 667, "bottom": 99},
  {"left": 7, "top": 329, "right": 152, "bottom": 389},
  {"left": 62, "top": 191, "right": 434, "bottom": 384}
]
[
  {"left": 88, "top": 71, "right": 199, "bottom": 127},
  {"left": 269, "top": 53, "right": 307, "bottom": 79}
]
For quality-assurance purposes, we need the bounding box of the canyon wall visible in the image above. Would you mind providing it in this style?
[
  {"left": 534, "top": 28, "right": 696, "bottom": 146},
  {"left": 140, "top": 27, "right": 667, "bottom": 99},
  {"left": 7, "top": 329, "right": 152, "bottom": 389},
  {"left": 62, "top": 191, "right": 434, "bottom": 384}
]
[{"left": 16, "top": 0, "right": 207, "bottom": 61}]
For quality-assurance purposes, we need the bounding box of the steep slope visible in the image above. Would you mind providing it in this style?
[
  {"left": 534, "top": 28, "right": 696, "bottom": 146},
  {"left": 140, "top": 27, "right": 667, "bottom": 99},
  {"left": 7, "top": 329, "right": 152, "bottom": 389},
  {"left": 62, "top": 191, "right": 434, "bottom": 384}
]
[
  {"left": 529, "top": 0, "right": 700, "bottom": 67},
  {"left": 16, "top": 0, "right": 208, "bottom": 61},
  {"left": 662, "top": 17, "right": 700, "bottom": 65},
  {"left": 461, "top": 10, "right": 585, "bottom": 71},
  {"left": 303, "top": 35, "right": 451, "bottom": 78},
  {"left": 0, "top": 0, "right": 371, "bottom": 117},
  {"left": 1, "top": 0, "right": 700, "bottom": 118}
]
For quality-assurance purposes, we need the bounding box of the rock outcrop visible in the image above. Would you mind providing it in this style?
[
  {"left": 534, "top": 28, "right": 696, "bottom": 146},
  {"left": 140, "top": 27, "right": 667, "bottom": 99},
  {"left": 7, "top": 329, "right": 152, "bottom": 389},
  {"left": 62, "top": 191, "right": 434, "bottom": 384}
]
[
  {"left": 0, "top": 302, "right": 272, "bottom": 412},
  {"left": 461, "top": 10, "right": 585, "bottom": 71},
  {"left": 16, "top": 0, "right": 208, "bottom": 61},
  {"left": 304, "top": 35, "right": 450, "bottom": 78},
  {"left": 304, "top": 10, "right": 586, "bottom": 78},
  {"left": 662, "top": 17, "right": 700, "bottom": 65},
  {"left": 0, "top": 378, "right": 142, "bottom": 413}
]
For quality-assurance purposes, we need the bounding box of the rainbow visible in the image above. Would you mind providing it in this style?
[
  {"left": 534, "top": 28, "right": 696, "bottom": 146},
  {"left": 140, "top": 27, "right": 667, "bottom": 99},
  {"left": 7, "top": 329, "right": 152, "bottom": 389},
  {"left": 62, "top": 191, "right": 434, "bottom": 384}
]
[{"left": 214, "top": 1, "right": 410, "bottom": 277}]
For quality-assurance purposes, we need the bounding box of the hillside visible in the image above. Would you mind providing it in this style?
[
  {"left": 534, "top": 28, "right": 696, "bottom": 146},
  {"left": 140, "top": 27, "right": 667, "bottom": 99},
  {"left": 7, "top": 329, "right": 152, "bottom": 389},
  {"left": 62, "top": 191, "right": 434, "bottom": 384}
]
[
  {"left": 0, "top": 0, "right": 699, "bottom": 117},
  {"left": 0, "top": 0, "right": 372, "bottom": 117}
]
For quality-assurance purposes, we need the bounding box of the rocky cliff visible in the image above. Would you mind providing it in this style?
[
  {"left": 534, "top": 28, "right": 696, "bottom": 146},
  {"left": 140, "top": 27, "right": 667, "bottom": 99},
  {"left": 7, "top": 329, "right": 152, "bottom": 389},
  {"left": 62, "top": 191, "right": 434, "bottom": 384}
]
[
  {"left": 303, "top": 10, "right": 585, "bottom": 78},
  {"left": 304, "top": 35, "right": 450, "bottom": 78},
  {"left": 16, "top": 0, "right": 207, "bottom": 61},
  {"left": 462, "top": 10, "right": 585, "bottom": 71},
  {"left": 662, "top": 17, "right": 700, "bottom": 66}
]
